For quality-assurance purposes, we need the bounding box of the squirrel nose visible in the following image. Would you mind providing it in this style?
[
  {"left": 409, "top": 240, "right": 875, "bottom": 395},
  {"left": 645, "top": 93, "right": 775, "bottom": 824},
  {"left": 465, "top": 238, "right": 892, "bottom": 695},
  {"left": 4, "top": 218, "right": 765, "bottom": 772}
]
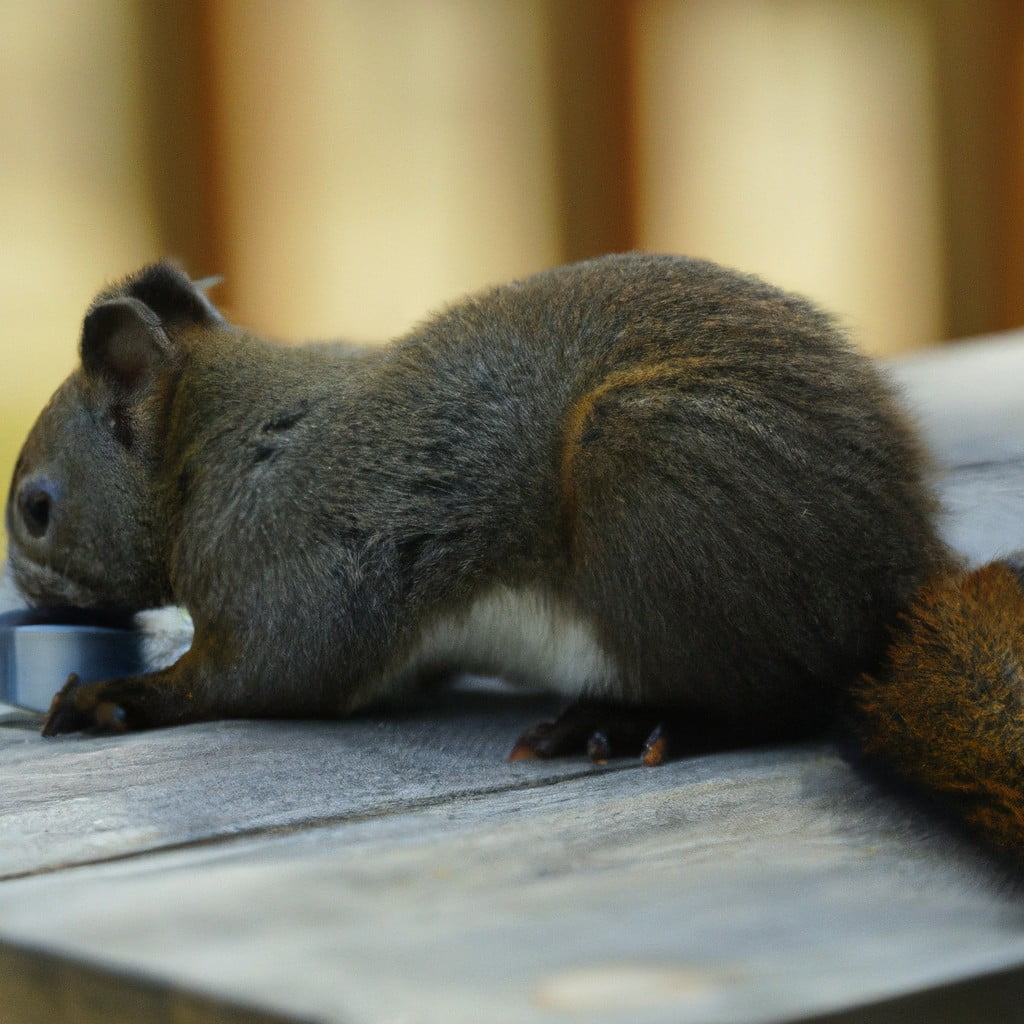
[{"left": 16, "top": 477, "right": 59, "bottom": 540}]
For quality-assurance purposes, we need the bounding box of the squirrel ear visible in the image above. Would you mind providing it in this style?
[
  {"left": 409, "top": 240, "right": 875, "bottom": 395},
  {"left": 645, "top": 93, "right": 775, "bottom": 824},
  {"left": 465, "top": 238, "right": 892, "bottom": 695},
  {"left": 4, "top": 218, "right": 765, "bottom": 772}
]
[
  {"left": 123, "top": 261, "right": 223, "bottom": 326},
  {"left": 80, "top": 297, "right": 175, "bottom": 395}
]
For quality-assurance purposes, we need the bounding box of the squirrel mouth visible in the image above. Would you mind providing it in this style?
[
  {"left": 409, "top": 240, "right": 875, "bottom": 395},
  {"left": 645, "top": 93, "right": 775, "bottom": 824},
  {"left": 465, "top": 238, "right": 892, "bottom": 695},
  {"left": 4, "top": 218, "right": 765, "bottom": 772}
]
[{"left": 4, "top": 544, "right": 106, "bottom": 611}]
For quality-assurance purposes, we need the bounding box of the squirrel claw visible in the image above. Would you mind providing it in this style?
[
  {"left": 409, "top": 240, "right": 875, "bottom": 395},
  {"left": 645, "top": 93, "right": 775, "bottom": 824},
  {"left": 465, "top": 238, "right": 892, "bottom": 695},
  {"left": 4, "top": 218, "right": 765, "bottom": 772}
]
[
  {"left": 641, "top": 724, "right": 669, "bottom": 766},
  {"left": 41, "top": 673, "right": 87, "bottom": 736},
  {"left": 507, "top": 721, "right": 555, "bottom": 761},
  {"left": 507, "top": 739, "right": 541, "bottom": 762},
  {"left": 586, "top": 731, "right": 612, "bottom": 765}
]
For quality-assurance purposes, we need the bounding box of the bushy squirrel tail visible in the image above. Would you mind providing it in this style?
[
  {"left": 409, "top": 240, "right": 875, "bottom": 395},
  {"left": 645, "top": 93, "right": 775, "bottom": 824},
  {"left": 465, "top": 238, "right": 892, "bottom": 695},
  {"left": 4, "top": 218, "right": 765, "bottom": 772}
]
[{"left": 850, "top": 561, "right": 1024, "bottom": 864}]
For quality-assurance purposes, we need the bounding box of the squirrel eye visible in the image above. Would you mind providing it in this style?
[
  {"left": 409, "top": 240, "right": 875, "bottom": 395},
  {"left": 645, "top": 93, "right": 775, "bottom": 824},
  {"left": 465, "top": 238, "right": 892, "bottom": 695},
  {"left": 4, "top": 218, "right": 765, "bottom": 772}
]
[{"left": 18, "top": 482, "right": 56, "bottom": 539}]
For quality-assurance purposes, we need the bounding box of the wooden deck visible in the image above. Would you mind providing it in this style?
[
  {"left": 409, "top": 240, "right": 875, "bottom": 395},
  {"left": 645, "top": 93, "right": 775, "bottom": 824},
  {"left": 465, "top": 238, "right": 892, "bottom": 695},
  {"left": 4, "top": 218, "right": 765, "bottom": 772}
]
[{"left": 3, "top": 332, "right": 1024, "bottom": 1024}]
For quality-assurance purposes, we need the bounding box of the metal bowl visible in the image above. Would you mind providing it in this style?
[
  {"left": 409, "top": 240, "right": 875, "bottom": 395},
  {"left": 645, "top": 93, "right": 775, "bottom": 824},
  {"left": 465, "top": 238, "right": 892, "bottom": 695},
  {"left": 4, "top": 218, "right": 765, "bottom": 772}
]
[{"left": 0, "top": 610, "right": 144, "bottom": 713}]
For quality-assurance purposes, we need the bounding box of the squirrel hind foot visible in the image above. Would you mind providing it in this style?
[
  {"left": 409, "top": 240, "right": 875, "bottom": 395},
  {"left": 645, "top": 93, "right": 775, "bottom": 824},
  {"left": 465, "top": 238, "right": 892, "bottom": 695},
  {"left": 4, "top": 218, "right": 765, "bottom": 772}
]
[
  {"left": 508, "top": 698, "right": 663, "bottom": 764},
  {"left": 506, "top": 698, "right": 788, "bottom": 766}
]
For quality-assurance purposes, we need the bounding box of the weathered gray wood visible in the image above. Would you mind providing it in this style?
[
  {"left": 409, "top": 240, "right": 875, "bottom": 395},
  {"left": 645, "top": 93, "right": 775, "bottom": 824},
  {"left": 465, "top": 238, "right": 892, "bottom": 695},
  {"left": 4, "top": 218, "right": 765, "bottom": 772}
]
[
  {"left": 935, "top": 459, "right": 1024, "bottom": 564},
  {"left": 890, "top": 330, "right": 1024, "bottom": 564},
  {"left": 0, "top": 683, "right": 591, "bottom": 879},
  {"left": 889, "top": 330, "right": 1024, "bottom": 469},
  {"left": 0, "top": 743, "right": 1021, "bottom": 1024}
]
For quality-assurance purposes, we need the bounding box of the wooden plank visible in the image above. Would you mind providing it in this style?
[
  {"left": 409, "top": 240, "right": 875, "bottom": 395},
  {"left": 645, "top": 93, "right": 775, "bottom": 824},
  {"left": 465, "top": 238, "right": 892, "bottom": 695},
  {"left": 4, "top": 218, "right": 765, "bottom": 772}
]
[
  {"left": 935, "top": 459, "right": 1024, "bottom": 564},
  {"left": 135, "top": 0, "right": 228, "bottom": 283},
  {"left": 0, "top": 683, "right": 592, "bottom": 880},
  {"left": 0, "top": 744, "right": 1021, "bottom": 1024},
  {"left": 930, "top": 1, "right": 1024, "bottom": 337},
  {"left": 888, "top": 330, "right": 1024, "bottom": 468},
  {"left": 888, "top": 330, "right": 1024, "bottom": 564}
]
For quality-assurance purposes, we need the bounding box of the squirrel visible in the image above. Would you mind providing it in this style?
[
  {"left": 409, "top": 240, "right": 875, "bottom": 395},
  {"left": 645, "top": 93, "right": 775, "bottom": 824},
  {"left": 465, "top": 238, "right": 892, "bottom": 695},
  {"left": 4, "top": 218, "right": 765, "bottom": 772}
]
[{"left": 5, "top": 253, "right": 1023, "bottom": 866}]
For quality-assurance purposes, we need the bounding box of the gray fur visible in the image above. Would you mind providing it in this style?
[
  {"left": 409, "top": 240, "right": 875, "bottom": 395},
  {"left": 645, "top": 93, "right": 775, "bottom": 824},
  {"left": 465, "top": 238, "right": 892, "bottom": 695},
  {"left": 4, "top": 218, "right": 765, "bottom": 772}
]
[{"left": 5, "top": 254, "right": 950, "bottom": 734}]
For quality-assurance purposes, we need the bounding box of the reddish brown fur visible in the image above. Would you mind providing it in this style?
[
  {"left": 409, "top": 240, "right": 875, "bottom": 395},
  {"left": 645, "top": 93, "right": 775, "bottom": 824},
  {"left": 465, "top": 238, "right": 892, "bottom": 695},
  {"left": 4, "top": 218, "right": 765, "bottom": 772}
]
[
  {"left": 852, "top": 563, "right": 1024, "bottom": 856},
  {"left": 559, "top": 357, "right": 708, "bottom": 551}
]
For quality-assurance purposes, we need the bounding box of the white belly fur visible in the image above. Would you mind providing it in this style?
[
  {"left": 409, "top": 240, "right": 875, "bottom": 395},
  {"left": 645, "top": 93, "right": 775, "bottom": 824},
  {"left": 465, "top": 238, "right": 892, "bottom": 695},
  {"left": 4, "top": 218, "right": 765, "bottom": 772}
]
[{"left": 395, "top": 585, "right": 620, "bottom": 697}]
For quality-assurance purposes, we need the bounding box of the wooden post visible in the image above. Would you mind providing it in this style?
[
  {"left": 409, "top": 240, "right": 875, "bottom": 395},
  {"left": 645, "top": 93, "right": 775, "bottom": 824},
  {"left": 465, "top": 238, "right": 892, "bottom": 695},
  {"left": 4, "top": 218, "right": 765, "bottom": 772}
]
[
  {"left": 135, "top": 0, "right": 231, "bottom": 294},
  {"left": 543, "top": 0, "right": 639, "bottom": 262},
  {"left": 932, "top": 0, "right": 1024, "bottom": 337}
]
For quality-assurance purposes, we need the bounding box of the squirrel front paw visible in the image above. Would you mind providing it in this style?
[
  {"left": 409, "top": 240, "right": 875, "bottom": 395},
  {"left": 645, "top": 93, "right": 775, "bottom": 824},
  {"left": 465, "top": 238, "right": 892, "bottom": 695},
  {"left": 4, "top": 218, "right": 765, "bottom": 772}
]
[
  {"left": 40, "top": 671, "right": 190, "bottom": 736},
  {"left": 41, "top": 664, "right": 214, "bottom": 736},
  {"left": 41, "top": 673, "right": 135, "bottom": 736}
]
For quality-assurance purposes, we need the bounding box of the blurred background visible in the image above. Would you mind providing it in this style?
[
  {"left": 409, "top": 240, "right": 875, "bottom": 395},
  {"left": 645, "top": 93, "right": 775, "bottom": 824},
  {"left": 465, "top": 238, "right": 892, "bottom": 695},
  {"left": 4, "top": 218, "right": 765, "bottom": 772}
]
[{"left": 2, "top": 0, "right": 1023, "bottom": 516}]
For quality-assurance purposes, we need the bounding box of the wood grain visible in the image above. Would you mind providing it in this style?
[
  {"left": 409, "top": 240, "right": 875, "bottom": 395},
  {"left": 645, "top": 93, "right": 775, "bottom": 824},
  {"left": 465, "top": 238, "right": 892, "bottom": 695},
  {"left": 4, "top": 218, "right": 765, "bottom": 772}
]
[{"left": 0, "top": 742, "right": 1021, "bottom": 1023}]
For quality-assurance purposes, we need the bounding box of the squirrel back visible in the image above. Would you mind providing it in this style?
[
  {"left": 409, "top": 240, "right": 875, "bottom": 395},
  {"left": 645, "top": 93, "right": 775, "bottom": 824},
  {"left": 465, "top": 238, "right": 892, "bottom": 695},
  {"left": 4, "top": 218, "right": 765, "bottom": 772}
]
[{"left": 5, "top": 252, "right": 1021, "bottom": 866}]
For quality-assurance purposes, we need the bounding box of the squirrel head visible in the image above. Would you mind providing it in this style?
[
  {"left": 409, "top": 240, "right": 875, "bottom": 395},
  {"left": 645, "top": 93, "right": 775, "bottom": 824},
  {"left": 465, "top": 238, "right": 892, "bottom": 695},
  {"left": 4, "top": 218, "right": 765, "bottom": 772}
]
[{"left": 5, "top": 262, "right": 222, "bottom": 612}]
